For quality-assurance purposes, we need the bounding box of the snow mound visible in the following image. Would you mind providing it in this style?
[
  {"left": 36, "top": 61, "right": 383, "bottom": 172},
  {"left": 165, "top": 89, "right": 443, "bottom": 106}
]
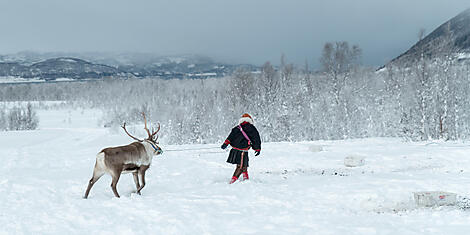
[
  {"left": 344, "top": 155, "right": 365, "bottom": 167},
  {"left": 308, "top": 144, "right": 324, "bottom": 152},
  {"left": 360, "top": 195, "right": 417, "bottom": 214}
]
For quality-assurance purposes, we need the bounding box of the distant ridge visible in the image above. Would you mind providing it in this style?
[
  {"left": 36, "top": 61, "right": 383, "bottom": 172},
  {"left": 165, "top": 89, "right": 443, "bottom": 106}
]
[
  {"left": 0, "top": 53, "right": 258, "bottom": 81},
  {"left": 385, "top": 8, "right": 470, "bottom": 67},
  {"left": 0, "top": 57, "right": 120, "bottom": 80}
]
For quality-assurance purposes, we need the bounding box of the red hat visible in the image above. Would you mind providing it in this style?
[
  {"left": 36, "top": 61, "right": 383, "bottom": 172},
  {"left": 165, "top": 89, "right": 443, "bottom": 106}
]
[{"left": 239, "top": 113, "right": 254, "bottom": 124}]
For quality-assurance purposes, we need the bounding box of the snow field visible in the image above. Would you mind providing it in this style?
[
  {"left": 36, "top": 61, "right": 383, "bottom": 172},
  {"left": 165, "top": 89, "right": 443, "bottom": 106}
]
[{"left": 2, "top": 108, "right": 470, "bottom": 234}]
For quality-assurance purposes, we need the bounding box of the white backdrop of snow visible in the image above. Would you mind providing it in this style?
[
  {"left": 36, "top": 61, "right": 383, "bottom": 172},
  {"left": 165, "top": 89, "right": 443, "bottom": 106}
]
[{"left": 1, "top": 107, "right": 470, "bottom": 234}]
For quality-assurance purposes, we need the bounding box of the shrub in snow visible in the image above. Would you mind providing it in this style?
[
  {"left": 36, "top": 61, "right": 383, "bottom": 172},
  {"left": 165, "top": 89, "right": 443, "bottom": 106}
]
[
  {"left": 0, "top": 109, "right": 6, "bottom": 130},
  {"left": 344, "top": 155, "right": 365, "bottom": 167},
  {"left": 5, "top": 103, "right": 39, "bottom": 131},
  {"left": 413, "top": 191, "right": 457, "bottom": 207}
]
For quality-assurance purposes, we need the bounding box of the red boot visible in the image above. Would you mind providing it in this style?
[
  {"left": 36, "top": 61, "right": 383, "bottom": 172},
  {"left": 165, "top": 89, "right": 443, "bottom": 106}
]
[
  {"left": 229, "top": 176, "right": 238, "bottom": 184},
  {"left": 242, "top": 172, "right": 249, "bottom": 181}
]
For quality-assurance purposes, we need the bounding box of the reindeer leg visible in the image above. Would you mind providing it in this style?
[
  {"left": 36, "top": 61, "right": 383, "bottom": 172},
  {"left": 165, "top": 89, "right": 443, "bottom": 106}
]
[
  {"left": 84, "top": 167, "right": 105, "bottom": 199},
  {"left": 137, "top": 166, "right": 149, "bottom": 194},
  {"left": 110, "top": 170, "right": 122, "bottom": 198},
  {"left": 132, "top": 171, "right": 141, "bottom": 195}
]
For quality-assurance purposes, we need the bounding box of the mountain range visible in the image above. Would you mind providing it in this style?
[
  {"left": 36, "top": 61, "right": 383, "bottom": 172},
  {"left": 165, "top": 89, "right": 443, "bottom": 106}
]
[{"left": 0, "top": 52, "right": 257, "bottom": 81}]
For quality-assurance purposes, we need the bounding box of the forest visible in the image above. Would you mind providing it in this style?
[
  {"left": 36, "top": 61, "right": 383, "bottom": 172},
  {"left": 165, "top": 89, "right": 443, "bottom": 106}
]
[{"left": 1, "top": 42, "right": 470, "bottom": 144}]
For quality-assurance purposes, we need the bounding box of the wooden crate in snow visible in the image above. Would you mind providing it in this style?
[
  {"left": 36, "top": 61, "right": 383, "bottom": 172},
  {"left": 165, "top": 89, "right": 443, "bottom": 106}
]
[{"left": 413, "top": 191, "right": 457, "bottom": 207}]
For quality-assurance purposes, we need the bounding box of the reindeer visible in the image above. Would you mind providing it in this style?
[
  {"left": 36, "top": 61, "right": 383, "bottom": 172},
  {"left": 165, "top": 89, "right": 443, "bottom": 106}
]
[{"left": 84, "top": 113, "right": 162, "bottom": 199}]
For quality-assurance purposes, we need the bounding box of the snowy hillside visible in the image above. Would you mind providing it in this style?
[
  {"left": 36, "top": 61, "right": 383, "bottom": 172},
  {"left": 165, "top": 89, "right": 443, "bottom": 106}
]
[
  {"left": 1, "top": 107, "right": 470, "bottom": 234},
  {"left": 386, "top": 8, "right": 470, "bottom": 67}
]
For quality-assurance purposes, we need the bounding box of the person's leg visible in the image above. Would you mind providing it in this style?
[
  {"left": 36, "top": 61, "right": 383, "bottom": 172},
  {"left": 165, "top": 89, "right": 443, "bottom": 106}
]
[
  {"left": 242, "top": 166, "right": 249, "bottom": 180},
  {"left": 233, "top": 165, "right": 243, "bottom": 178},
  {"left": 230, "top": 164, "right": 243, "bottom": 184}
]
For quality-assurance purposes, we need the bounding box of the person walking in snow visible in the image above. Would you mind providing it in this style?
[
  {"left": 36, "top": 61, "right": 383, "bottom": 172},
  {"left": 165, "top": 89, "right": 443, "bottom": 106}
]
[{"left": 221, "top": 113, "right": 261, "bottom": 184}]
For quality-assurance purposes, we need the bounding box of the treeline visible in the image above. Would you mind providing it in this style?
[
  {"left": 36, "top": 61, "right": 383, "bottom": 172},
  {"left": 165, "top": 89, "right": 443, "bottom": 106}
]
[{"left": 1, "top": 42, "right": 470, "bottom": 143}]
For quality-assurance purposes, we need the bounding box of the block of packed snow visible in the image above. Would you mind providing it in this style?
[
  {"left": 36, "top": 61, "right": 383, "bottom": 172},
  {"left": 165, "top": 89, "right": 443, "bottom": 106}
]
[
  {"left": 413, "top": 191, "right": 457, "bottom": 207},
  {"left": 308, "top": 145, "right": 324, "bottom": 152},
  {"left": 344, "top": 155, "right": 365, "bottom": 167}
]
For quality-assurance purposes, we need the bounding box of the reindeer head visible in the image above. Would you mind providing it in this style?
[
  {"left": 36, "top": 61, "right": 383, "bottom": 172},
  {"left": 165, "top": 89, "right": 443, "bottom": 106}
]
[{"left": 121, "top": 112, "right": 163, "bottom": 155}]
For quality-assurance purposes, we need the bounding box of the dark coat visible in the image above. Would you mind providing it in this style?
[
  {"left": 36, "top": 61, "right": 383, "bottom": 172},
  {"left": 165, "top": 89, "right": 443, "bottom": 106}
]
[{"left": 224, "top": 122, "right": 261, "bottom": 151}]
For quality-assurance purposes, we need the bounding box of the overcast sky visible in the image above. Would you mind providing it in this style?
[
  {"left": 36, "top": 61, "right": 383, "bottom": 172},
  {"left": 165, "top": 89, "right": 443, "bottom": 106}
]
[{"left": 0, "top": 0, "right": 469, "bottom": 67}]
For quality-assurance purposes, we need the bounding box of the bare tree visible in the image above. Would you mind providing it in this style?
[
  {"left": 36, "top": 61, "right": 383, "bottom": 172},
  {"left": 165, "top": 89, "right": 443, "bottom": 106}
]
[
  {"left": 320, "top": 41, "right": 361, "bottom": 105},
  {"left": 414, "top": 28, "right": 431, "bottom": 140},
  {"left": 260, "top": 61, "right": 278, "bottom": 103},
  {"left": 320, "top": 41, "right": 361, "bottom": 138}
]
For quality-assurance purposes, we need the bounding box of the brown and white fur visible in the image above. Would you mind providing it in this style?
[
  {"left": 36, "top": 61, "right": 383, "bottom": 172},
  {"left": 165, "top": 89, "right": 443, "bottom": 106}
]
[{"left": 84, "top": 113, "right": 162, "bottom": 199}]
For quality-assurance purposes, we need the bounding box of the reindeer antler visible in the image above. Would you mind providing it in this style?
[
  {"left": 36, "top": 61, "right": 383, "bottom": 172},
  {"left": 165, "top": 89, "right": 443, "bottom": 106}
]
[
  {"left": 140, "top": 112, "right": 161, "bottom": 141},
  {"left": 121, "top": 122, "right": 143, "bottom": 142},
  {"left": 151, "top": 123, "right": 161, "bottom": 142},
  {"left": 141, "top": 112, "right": 152, "bottom": 139},
  {"left": 151, "top": 123, "right": 160, "bottom": 136}
]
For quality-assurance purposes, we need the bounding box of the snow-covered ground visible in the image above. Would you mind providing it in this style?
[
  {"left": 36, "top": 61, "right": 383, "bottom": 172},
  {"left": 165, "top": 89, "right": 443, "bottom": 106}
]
[
  {"left": 0, "top": 76, "right": 46, "bottom": 84},
  {"left": 2, "top": 108, "right": 470, "bottom": 234}
]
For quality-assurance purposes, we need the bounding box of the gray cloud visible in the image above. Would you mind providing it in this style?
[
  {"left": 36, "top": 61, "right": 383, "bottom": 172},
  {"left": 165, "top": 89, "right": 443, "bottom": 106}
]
[{"left": 0, "top": 0, "right": 468, "bottom": 67}]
